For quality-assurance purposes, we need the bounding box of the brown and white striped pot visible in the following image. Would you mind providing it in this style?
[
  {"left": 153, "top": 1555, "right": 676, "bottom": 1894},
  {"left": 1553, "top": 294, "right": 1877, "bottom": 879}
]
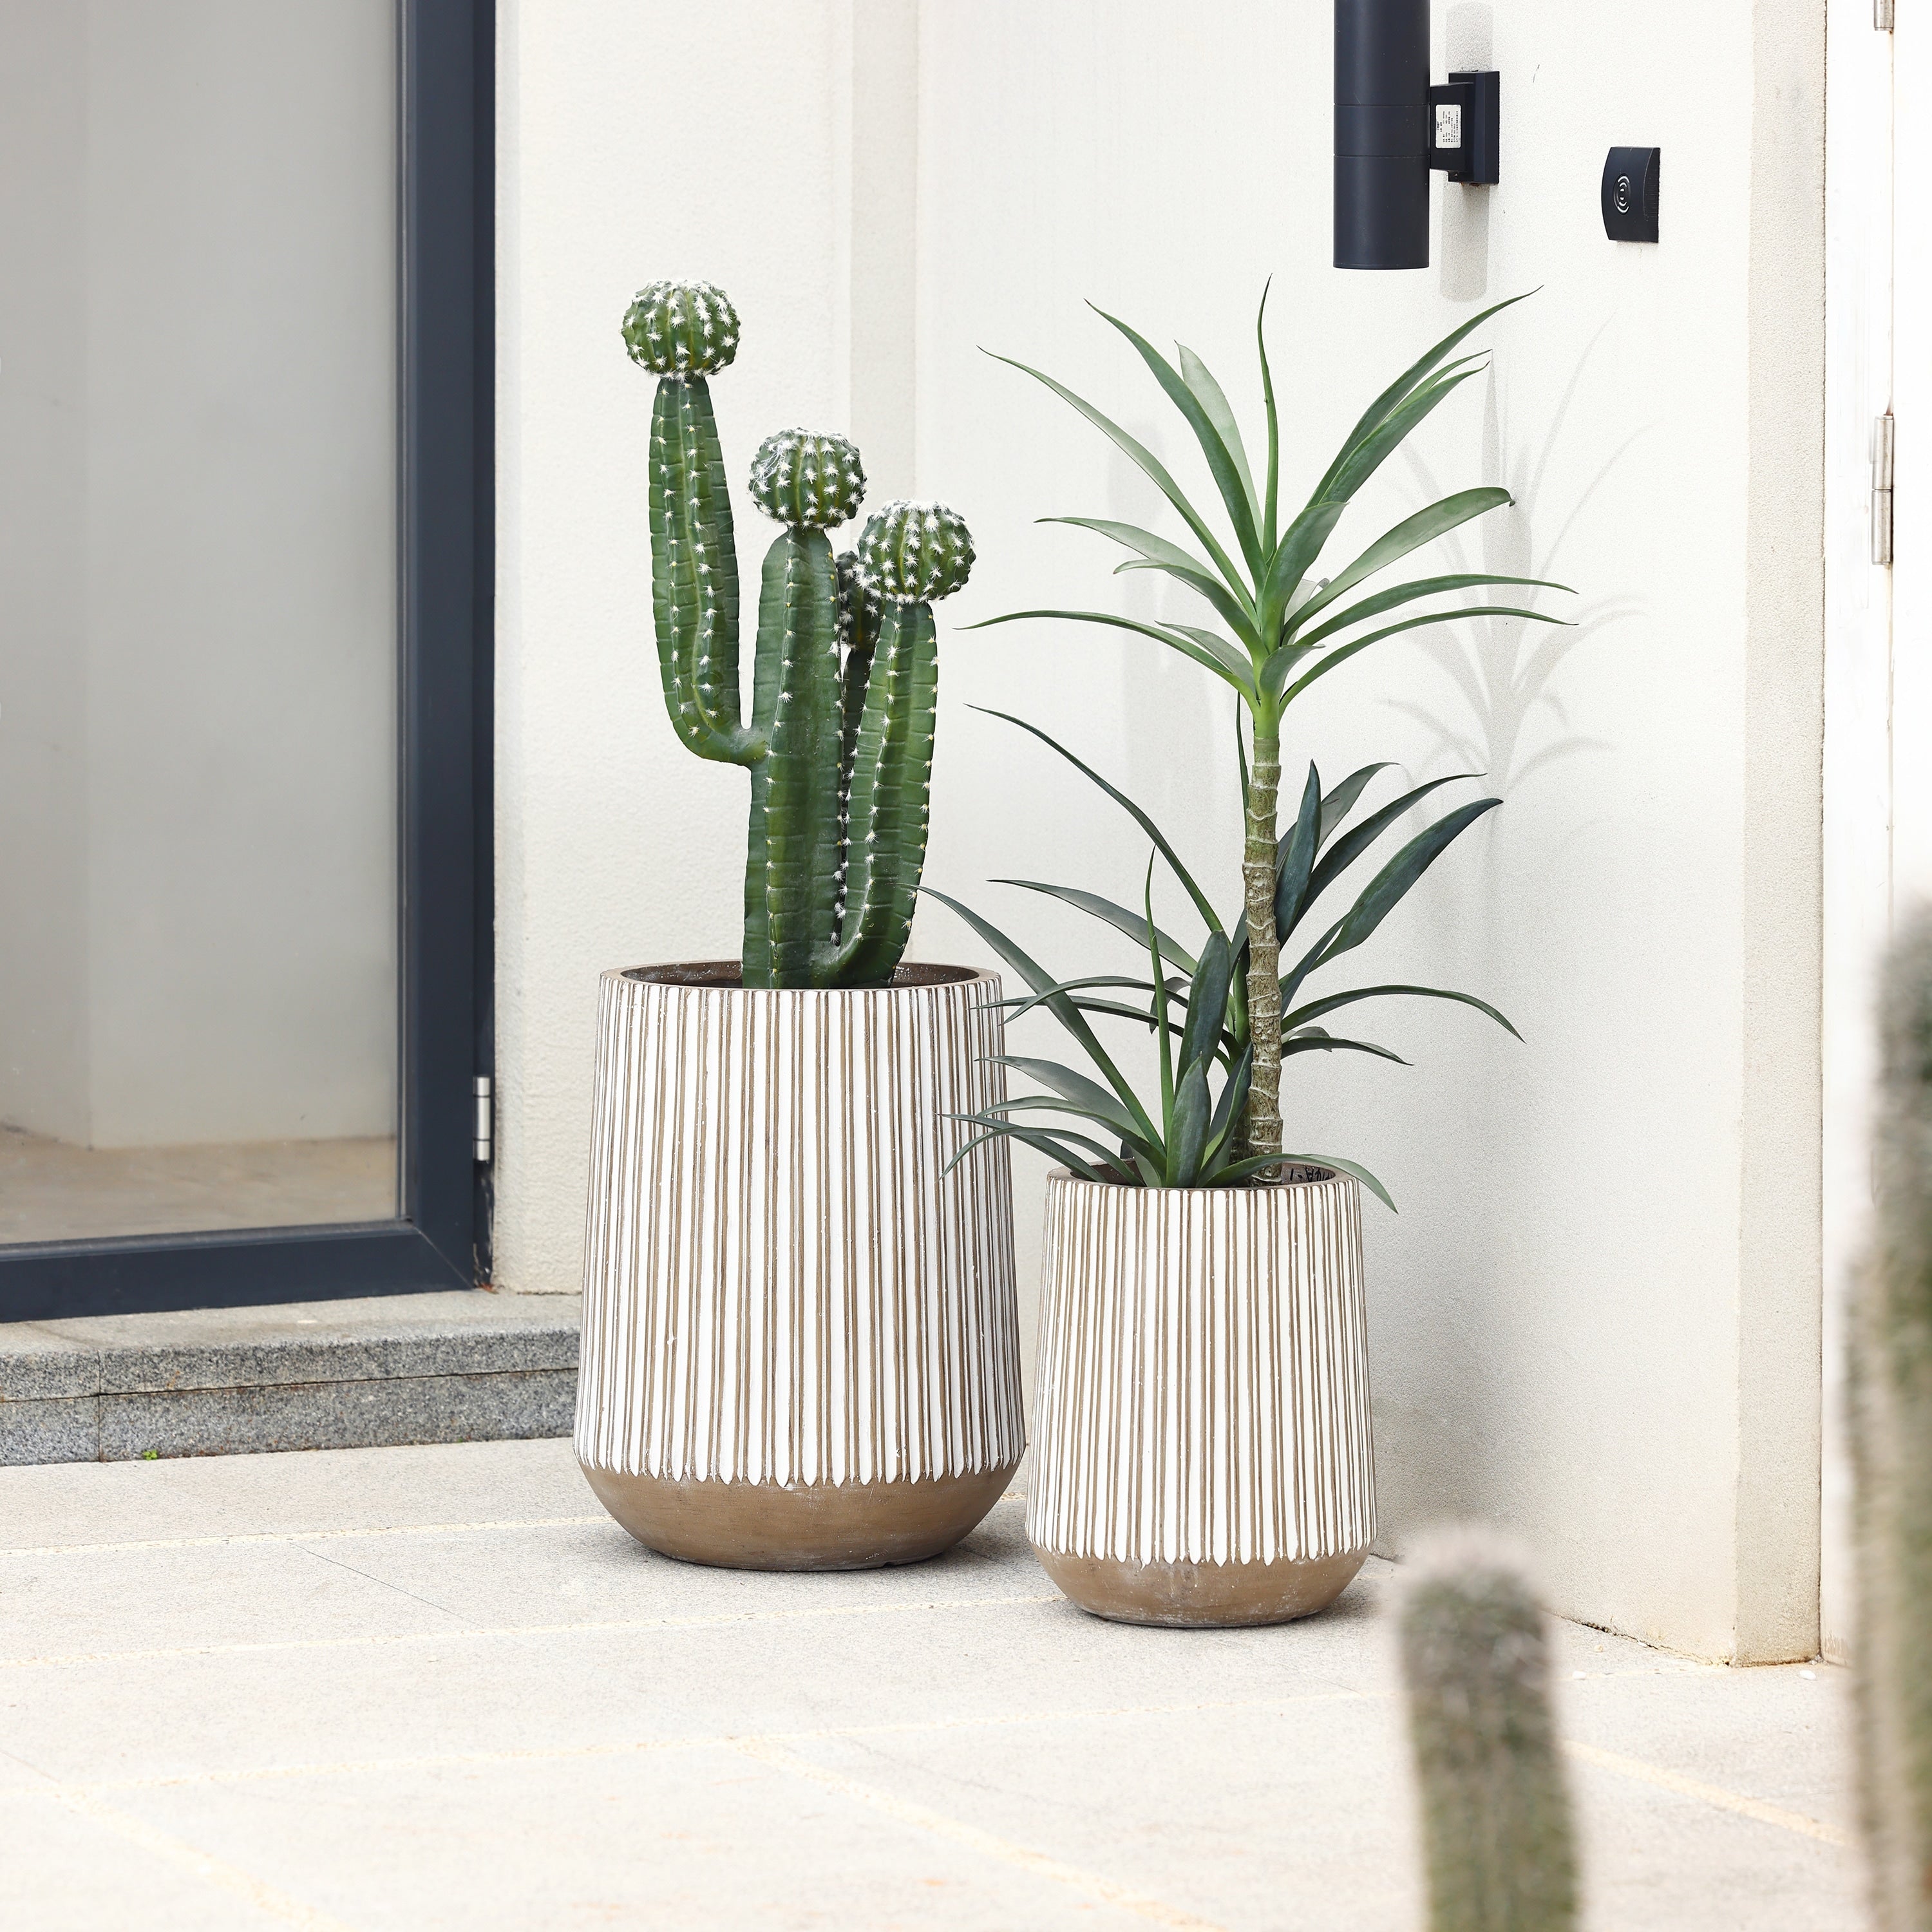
[
  {"left": 574, "top": 963, "right": 1024, "bottom": 1571},
  {"left": 1028, "top": 1166, "right": 1376, "bottom": 1627}
]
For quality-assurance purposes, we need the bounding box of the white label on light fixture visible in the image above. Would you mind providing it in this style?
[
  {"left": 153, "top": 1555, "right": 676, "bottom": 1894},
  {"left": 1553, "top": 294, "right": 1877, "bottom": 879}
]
[{"left": 1435, "top": 104, "right": 1463, "bottom": 149}]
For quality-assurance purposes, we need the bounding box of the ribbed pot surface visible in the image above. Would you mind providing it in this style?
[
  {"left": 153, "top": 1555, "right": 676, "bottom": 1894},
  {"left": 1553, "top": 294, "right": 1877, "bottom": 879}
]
[
  {"left": 1028, "top": 1168, "right": 1376, "bottom": 1627},
  {"left": 575, "top": 963, "right": 1023, "bottom": 1570}
]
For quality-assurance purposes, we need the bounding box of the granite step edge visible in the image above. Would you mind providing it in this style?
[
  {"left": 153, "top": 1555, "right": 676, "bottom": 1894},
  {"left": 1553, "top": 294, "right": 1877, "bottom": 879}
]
[
  {"left": 1, "top": 1290, "right": 583, "bottom": 1401},
  {"left": 3, "top": 1365, "right": 580, "bottom": 1467}
]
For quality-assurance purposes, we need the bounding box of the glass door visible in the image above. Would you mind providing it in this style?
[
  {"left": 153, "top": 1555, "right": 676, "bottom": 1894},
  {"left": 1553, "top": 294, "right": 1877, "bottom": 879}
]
[{"left": 0, "top": 0, "right": 490, "bottom": 1320}]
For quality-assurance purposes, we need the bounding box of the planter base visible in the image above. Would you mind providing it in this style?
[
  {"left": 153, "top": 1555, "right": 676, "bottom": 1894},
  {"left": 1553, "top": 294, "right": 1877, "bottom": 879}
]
[
  {"left": 582, "top": 1463, "right": 1018, "bottom": 1572},
  {"left": 1036, "top": 1545, "right": 1369, "bottom": 1629}
]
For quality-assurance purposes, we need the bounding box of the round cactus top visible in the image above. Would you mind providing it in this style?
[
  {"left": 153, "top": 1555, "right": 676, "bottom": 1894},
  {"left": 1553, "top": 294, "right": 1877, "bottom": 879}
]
[
  {"left": 621, "top": 280, "right": 739, "bottom": 377},
  {"left": 749, "top": 430, "right": 866, "bottom": 530},
  {"left": 855, "top": 500, "right": 975, "bottom": 603}
]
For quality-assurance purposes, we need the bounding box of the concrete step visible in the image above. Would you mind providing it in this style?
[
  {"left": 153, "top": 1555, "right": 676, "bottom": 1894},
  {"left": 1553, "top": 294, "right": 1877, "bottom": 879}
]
[{"left": 0, "top": 1289, "right": 580, "bottom": 1466}]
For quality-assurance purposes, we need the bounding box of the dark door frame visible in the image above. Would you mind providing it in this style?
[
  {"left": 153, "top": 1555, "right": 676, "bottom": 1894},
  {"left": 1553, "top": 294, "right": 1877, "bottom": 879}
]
[{"left": 0, "top": 0, "right": 494, "bottom": 1323}]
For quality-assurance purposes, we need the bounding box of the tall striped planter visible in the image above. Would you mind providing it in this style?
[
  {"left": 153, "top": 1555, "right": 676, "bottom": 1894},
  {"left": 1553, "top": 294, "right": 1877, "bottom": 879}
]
[
  {"left": 1028, "top": 1167, "right": 1376, "bottom": 1627},
  {"left": 575, "top": 963, "right": 1023, "bottom": 1570}
]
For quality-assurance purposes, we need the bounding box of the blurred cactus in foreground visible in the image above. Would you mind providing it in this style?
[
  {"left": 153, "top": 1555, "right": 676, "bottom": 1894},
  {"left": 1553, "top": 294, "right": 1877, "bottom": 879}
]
[
  {"left": 1396, "top": 1528, "right": 1579, "bottom": 1932},
  {"left": 625, "top": 279, "right": 972, "bottom": 989},
  {"left": 1854, "top": 909, "right": 1932, "bottom": 1931}
]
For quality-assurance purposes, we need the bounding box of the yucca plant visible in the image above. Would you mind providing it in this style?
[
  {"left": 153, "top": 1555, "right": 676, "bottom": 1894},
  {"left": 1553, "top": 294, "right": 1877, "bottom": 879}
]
[
  {"left": 971, "top": 291, "right": 1570, "bottom": 1167},
  {"left": 933, "top": 712, "right": 1519, "bottom": 1204}
]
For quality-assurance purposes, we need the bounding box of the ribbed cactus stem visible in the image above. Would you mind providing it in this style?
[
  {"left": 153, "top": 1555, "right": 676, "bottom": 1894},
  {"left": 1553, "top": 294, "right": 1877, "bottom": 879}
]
[
  {"left": 834, "top": 551, "right": 884, "bottom": 932},
  {"left": 649, "top": 377, "right": 750, "bottom": 761},
  {"left": 820, "top": 501, "right": 974, "bottom": 988},
  {"left": 826, "top": 600, "right": 938, "bottom": 986},
  {"left": 743, "top": 529, "right": 844, "bottom": 989},
  {"left": 632, "top": 283, "right": 752, "bottom": 767},
  {"left": 1854, "top": 909, "right": 1932, "bottom": 1932},
  {"left": 1396, "top": 1530, "right": 1579, "bottom": 1932}
]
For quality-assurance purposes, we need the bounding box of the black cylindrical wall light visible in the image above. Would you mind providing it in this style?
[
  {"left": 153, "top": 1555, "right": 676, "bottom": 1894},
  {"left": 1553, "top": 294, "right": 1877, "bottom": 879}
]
[
  {"left": 1334, "top": 0, "right": 1429, "bottom": 270},
  {"left": 1334, "top": 0, "right": 1501, "bottom": 271}
]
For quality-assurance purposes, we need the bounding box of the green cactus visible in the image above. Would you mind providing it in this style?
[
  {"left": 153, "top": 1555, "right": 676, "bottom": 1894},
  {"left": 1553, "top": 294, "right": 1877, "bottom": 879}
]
[
  {"left": 1854, "top": 909, "right": 1932, "bottom": 1931},
  {"left": 627, "top": 282, "right": 972, "bottom": 989},
  {"left": 820, "top": 501, "right": 973, "bottom": 984},
  {"left": 1396, "top": 1530, "right": 1580, "bottom": 1932}
]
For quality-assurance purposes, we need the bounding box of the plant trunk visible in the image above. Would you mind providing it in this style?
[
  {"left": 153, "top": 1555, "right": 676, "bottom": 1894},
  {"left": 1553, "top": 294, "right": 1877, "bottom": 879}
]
[{"left": 1242, "top": 730, "right": 1283, "bottom": 1167}]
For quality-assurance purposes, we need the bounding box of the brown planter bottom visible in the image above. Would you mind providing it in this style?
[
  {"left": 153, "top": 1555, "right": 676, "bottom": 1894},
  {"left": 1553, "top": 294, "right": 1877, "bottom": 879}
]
[
  {"left": 1035, "top": 1546, "right": 1370, "bottom": 1629},
  {"left": 581, "top": 1462, "right": 1019, "bottom": 1572}
]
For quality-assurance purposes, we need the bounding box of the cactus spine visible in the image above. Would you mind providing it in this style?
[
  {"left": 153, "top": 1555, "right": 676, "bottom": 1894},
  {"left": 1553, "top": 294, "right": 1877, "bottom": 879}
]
[
  {"left": 1396, "top": 1530, "right": 1579, "bottom": 1932},
  {"left": 627, "top": 282, "right": 972, "bottom": 989},
  {"left": 1854, "top": 909, "right": 1932, "bottom": 1931}
]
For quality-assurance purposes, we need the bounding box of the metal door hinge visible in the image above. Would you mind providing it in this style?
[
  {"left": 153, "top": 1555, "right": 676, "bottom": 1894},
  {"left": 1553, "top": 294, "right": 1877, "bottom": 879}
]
[
  {"left": 1873, "top": 414, "right": 1896, "bottom": 567},
  {"left": 1877, "top": 0, "right": 1894, "bottom": 29},
  {"left": 473, "top": 1075, "right": 493, "bottom": 1164}
]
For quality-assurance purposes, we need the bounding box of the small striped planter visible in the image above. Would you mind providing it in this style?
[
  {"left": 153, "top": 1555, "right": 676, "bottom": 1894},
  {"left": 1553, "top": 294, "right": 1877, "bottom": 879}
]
[
  {"left": 575, "top": 963, "right": 1023, "bottom": 1570},
  {"left": 1028, "top": 1167, "right": 1375, "bottom": 1627}
]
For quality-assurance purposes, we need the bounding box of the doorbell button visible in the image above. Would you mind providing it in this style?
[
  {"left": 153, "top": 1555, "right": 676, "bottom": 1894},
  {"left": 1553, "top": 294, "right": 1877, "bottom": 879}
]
[{"left": 1602, "top": 146, "right": 1660, "bottom": 242}]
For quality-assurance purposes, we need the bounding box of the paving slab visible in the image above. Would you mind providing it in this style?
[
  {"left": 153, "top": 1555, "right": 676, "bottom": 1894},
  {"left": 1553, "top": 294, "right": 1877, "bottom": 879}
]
[
  {"left": 0, "top": 1432, "right": 591, "bottom": 1547},
  {"left": 0, "top": 1436, "right": 1864, "bottom": 1931}
]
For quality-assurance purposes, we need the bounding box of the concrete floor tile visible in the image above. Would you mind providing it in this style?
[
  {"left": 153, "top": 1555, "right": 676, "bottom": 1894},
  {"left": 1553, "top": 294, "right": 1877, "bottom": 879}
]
[
  {"left": 104, "top": 1748, "right": 1182, "bottom": 1931},
  {"left": 0, "top": 1540, "right": 462, "bottom": 1663},
  {"left": 0, "top": 1435, "right": 593, "bottom": 1551},
  {"left": 0, "top": 1782, "right": 335, "bottom": 1929},
  {"left": 780, "top": 1698, "right": 1417, "bottom": 1930},
  {"left": 1565, "top": 1756, "right": 1861, "bottom": 1932},
  {"left": 0, "top": 1585, "right": 1356, "bottom": 1789},
  {"left": 1559, "top": 1662, "right": 1854, "bottom": 1829},
  {"left": 0, "top": 1437, "right": 1871, "bottom": 1931}
]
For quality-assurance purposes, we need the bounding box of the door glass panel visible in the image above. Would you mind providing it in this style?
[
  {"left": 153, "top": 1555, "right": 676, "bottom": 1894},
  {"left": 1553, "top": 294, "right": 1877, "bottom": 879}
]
[{"left": 0, "top": 0, "right": 399, "bottom": 1243}]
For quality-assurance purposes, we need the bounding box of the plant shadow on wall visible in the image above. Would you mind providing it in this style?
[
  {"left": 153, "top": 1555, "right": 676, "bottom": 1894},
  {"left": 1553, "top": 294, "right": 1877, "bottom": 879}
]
[
  {"left": 935, "top": 292, "right": 1577, "bottom": 1208},
  {"left": 1385, "top": 322, "right": 1643, "bottom": 805}
]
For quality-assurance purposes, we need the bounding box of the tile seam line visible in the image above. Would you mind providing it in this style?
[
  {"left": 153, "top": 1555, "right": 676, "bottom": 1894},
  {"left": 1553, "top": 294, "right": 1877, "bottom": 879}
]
[
  {"left": 734, "top": 1736, "right": 1227, "bottom": 1931},
  {"left": 0, "top": 1682, "right": 1792, "bottom": 1810},
  {"left": 0, "top": 1690, "right": 1376, "bottom": 1799},
  {"left": 0, "top": 1515, "right": 612, "bottom": 1558},
  {"left": 48, "top": 1787, "right": 359, "bottom": 1932},
  {"left": 1561, "top": 1739, "right": 1852, "bottom": 1847},
  {"left": 0, "top": 1591, "right": 1070, "bottom": 1669}
]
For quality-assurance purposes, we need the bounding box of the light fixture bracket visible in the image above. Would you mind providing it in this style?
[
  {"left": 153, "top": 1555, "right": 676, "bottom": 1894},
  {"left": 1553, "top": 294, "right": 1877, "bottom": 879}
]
[{"left": 1426, "top": 71, "right": 1500, "bottom": 185}]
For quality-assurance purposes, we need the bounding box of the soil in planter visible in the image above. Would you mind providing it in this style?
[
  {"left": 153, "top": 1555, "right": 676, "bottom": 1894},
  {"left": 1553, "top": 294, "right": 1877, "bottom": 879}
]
[{"left": 623, "top": 961, "right": 980, "bottom": 990}]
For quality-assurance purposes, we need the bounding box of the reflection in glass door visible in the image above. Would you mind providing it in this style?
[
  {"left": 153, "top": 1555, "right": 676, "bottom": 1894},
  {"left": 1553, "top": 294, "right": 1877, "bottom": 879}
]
[{"left": 0, "top": 0, "right": 401, "bottom": 1244}]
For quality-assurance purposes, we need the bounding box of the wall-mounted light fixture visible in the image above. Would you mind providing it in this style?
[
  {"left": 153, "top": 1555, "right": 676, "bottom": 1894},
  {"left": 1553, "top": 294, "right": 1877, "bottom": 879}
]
[{"left": 1334, "top": 0, "right": 1500, "bottom": 271}]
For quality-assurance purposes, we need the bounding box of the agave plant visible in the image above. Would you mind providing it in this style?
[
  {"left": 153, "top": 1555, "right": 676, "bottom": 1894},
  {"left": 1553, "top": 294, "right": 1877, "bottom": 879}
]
[
  {"left": 972, "top": 291, "right": 1569, "bottom": 1168},
  {"left": 932, "top": 713, "right": 1520, "bottom": 1204}
]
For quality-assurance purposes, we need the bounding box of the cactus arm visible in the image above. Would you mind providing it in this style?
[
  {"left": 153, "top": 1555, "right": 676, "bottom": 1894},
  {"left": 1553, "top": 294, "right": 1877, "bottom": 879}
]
[
  {"left": 1855, "top": 911, "right": 1932, "bottom": 1932},
  {"left": 840, "top": 644, "right": 873, "bottom": 803},
  {"left": 651, "top": 376, "right": 757, "bottom": 763},
  {"left": 743, "top": 530, "right": 844, "bottom": 989},
  {"left": 1397, "top": 1531, "right": 1579, "bottom": 1932},
  {"left": 835, "top": 550, "right": 884, "bottom": 860},
  {"left": 822, "top": 600, "right": 938, "bottom": 987}
]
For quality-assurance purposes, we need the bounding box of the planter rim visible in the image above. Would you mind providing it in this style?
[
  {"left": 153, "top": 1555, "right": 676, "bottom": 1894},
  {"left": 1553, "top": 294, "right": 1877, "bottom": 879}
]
[
  {"left": 609, "top": 961, "right": 996, "bottom": 995},
  {"left": 1043, "top": 1162, "right": 1350, "bottom": 1197}
]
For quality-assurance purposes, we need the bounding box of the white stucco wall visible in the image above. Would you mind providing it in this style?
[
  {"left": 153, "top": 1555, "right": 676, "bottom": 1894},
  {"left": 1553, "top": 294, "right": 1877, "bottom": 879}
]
[{"left": 495, "top": 0, "right": 1823, "bottom": 1661}]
